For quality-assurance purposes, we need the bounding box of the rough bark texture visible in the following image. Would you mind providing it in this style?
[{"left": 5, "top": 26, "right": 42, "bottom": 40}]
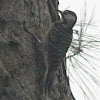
[{"left": 0, "top": 0, "right": 72, "bottom": 100}]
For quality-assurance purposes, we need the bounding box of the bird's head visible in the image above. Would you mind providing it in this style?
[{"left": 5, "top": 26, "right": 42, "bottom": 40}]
[{"left": 58, "top": 10, "right": 77, "bottom": 28}]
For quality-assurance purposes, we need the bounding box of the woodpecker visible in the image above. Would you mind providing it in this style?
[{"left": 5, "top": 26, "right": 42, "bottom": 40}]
[{"left": 44, "top": 10, "right": 77, "bottom": 93}]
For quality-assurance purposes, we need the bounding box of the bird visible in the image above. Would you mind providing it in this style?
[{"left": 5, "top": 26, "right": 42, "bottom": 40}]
[{"left": 44, "top": 10, "right": 77, "bottom": 94}]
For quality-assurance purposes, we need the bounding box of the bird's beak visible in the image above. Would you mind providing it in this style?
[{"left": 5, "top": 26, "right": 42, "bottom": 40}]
[
  {"left": 57, "top": 10, "right": 63, "bottom": 15},
  {"left": 57, "top": 10, "right": 65, "bottom": 20}
]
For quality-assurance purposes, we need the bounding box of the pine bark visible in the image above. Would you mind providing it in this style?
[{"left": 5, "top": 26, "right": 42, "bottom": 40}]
[{"left": 0, "top": 0, "right": 72, "bottom": 100}]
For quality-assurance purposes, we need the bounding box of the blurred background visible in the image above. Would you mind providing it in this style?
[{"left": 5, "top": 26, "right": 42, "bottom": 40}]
[{"left": 59, "top": 0, "right": 100, "bottom": 100}]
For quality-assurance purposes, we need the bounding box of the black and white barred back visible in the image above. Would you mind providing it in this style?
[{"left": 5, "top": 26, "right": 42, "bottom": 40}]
[{"left": 48, "top": 23, "right": 73, "bottom": 69}]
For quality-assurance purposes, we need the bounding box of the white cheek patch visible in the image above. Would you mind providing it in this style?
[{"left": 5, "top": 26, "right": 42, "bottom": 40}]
[{"left": 58, "top": 12, "right": 62, "bottom": 19}]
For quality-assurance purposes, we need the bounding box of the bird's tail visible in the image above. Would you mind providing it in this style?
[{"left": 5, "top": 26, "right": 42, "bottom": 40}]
[{"left": 43, "top": 70, "right": 54, "bottom": 95}]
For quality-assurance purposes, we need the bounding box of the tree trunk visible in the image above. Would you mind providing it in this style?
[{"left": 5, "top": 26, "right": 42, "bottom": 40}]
[{"left": 0, "top": 0, "right": 72, "bottom": 100}]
